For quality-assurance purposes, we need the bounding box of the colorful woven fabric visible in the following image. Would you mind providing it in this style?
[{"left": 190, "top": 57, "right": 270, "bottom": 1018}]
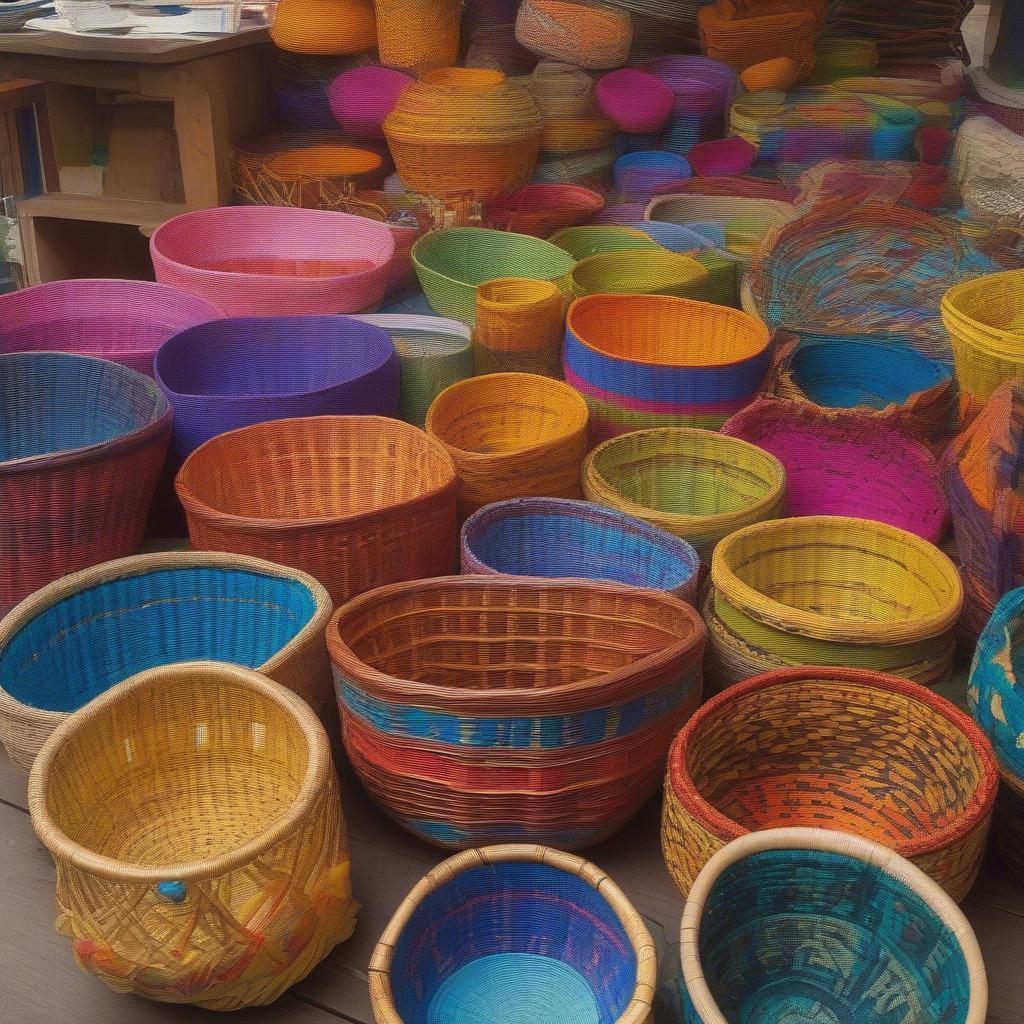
[
  {"left": 329, "top": 575, "right": 706, "bottom": 849},
  {"left": 474, "top": 278, "right": 566, "bottom": 377},
  {"left": 663, "top": 666, "right": 997, "bottom": 902},
  {"left": 28, "top": 662, "right": 357, "bottom": 1009},
  {"left": 514, "top": 0, "right": 632, "bottom": 69}
]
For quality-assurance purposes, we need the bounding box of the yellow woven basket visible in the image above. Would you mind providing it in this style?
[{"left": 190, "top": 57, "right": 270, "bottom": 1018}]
[
  {"left": 569, "top": 249, "right": 712, "bottom": 299},
  {"left": 474, "top": 277, "right": 567, "bottom": 378},
  {"left": 269, "top": 0, "right": 377, "bottom": 53}
]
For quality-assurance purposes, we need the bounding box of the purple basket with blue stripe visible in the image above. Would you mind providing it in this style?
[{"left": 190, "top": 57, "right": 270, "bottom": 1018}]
[{"left": 155, "top": 316, "right": 399, "bottom": 458}]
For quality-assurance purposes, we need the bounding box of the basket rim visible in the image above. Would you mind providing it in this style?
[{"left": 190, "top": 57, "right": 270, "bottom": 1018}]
[
  {"left": 666, "top": 665, "right": 999, "bottom": 859},
  {"left": 27, "top": 660, "right": 333, "bottom": 883},
  {"left": 353, "top": 313, "right": 472, "bottom": 343},
  {"left": 369, "top": 843, "right": 657, "bottom": 1024},
  {"left": 679, "top": 827, "right": 989, "bottom": 1024}
]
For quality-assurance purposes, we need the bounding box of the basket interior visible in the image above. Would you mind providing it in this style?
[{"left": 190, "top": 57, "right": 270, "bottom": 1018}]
[
  {"left": 390, "top": 861, "right": 636, "bottom": 1024},
  {"left": 693, "top": 848, "right": 970, "bottom": 1024},
  {"left": 417, "top": 231, "right": 574, "bottom": 287},
  {"left": 42, "top": 673, "right": 309, "bottom": 865},
  {"left": 0, "top": 567, "right": 317, "bottom": 713},
  {"left": 948, "top": 273, "right": 1024, "bottom": 334}
]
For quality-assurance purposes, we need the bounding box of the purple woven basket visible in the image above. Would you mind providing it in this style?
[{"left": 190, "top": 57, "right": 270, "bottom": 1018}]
[
  {"left": 0, "top": 279, "right": 221, "bottom": 376},
  {"left": 155, "top": 316, "right": 399, "bottom": 458}
]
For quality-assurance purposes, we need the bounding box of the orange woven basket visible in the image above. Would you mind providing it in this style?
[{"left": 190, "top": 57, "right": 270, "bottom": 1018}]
[
  {"left": 270, "top": 0, "right": 377, "bottom": 54},
  {"left": 474, "top": 277, "right": 567, "bottom": 378},
  {"left": 374, "top": 0, "right": 461, "bottom": 70},
  {"left": 515, "top": 0, "right": 633, "bottom": 70}
]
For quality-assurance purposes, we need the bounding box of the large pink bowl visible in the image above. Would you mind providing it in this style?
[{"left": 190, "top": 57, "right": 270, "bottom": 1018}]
[{"left": 595, "top": 69, "right": 675, "bottom": 133}]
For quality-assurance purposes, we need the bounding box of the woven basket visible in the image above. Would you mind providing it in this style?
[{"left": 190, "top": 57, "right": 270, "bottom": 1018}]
[
  {"left": 155, "top": 316, "right": 399, "bottom": 459},
  {"left": 663, "top": 666, "right": 997, "bottom": 902},
  {"left": 461, "top": 497, "right": 700, "bottom": 603},
  {"left": 370, "top": 845, "right": 655, "bottom": 1024},
  {"left": 354, "top": 314, "right": 473, "bottom": 426},
  {"left": 739, "top": 55, "right": 799, "bottom": 91},
  {"left": 534, "top": 146, "right": 618, "bottom": 187},
  {"left": 569, "top": 250, "right": 712, "bottom": 301},
  {"left": 413, "top": 227, "right": 575, "bottom": 324},
  {"left": 28, "top": 662, "right": 357, "bottom": 1009},
  {"left": 150, "top": 206, "right": 395, "bottom": 317},
  {"left": 483, "top": 184, "right": 605, "bottom": 236},
  {"left": 596, "top": 69, "right": 675, "bottom": 133},
  {"left": 582, "top": 427, "right": 784, "bottom": 559},
  {"left": 515, "top": 0, "right": 631, "bottom": 68},
  {"left": 374, "top": 0, "right": 460, "bottom": 69},
  {"left": 0, "top": 353, "right": 171, "bottom": 617},
  {"left": 270, "top": 0, "right": 377, "bottom": 53},
  {"left": 644, "top": 55, "right": 737, "bottom": 155},
  {"left": 329, "top": 575, "right": 706, "bottom": 848},
  {"left": 0, "top": 551, "right": 334, "bottom": 773},
  {"left": 721, "top": 397, "right": 948, "bottom": 542},
  {"left": 474, "top": 277, "right": 566, "bottom": 377},
  {"left": 539, "top": 115, "right": 618, "bottom": 155},
  {"left": 686, "top": 137, "right": 756, "bottom": 176},
  {"left": 327, "top": 66, "right": 413, "bottom": 138},
  {"left": 564, "top": 293, "right": 772, "bottom": 438},
  {"left": 465, "top": 22, "right": 538, "bottom": 76},
  {"left": 548, "top": 225, "right": 661, "bottom": 259},
  {"left": 677, "top": 828, "right": 988, "bottom": 1024},
  {"left": 527, "top": 60, "right": 597, "bottom": 118},
  {"left": 0, "top": 280, "right": 220, "bottom": 377},
  {"left": 425, "top": 372, "right": 589, "bottom": 518},
  {"left": 613, "top": 151, "right": 691, "bottom": 198},
  {"left": 176, "top": 415, "right": 458, "bottom": 605},
  {"left": 707, "top": 515, "right": 963, "bottom": 691}
]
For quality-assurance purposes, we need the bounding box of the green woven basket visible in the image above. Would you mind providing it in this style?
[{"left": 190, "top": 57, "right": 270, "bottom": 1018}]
[{"left": 548, "top": 225, "right": 662, "bottom": 260}]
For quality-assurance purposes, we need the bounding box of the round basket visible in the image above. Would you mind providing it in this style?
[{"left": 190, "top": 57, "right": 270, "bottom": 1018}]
[
  {"left": 663, "top": 666, "right": 998, "bottom": 902},
  {"left": 262, "top": 143, "right": 386, "bottom": 194},
  {"left": 175, "top": 415, "right": 458, "bottom": 605},
  {"left": 582, "top": 427, "right": 785, "bottom": 559},
  {"left": 515, "top": 0, "right": 632, "bottom": 69},
  {"left": 527, "top": 60, "right": 596, "bottom": 118},
  {"left": 0, "top": 551, "right": 334, "bottom": 772},
  {"left": 327, "top": 66, "right": 413, "bottom": 139},
  {"left": 739, "top": 55, "right": 799, "bottom": 92},
  {"left": 613, "top": 150, "right": 691, "bottom": 198},
  {"left": 644, "top": 55, "right": 736, "bottom": 155},
  {"left": 412, "top": 227, "right": 575, "bottom": 324},
  {"left": 707, "top": 516, "right": 964, "bottom": 690},
  {"left": 0, "top": 280, "right": 220, "bottom": 377},
  {"left": 697, "top": 0, "right": 824, "bottom": 76},
  {"left": 483, "top": 184, "right": 605, "bottom": 237},
  {"left": 721, "top": 397, "right": 948, "bottom": 542},
  {"left": 150, "top": 206, "right": 395, "bottom": 317},
  {"left": 370, "top": 845, "right": 656, "bottom": 1024},
  {"left": 329, "top": 575, "right": 706, "bottom": 848},
  {"left": 155, "top": 316, "right": 399, "bottom": 459},
  {"left": 0, "top": 353, "right": 171, "bottom": 616},
  {"left": 270, "top": 0, "right": 376, "bottom": 53},
  {"left": 686, "top": 137, "right": 756, "bottom": 177},
  {"left": 677, "top": 828, "right": 988, "bottom": 1024},
  {"left": 461, "top": 497, "right": 700, "bottom": 602},
  {"left": 374, "top": 0, "right": 460, "bottom": 69},
  {"left": 564, "top": 293, "right": 772, "bottom": 438},
  {"left": 425, "top": 372, "right": 589, "bottom": 518},
  {"left": 28, "top": 662, "right": 357, "bottom": 1009},
  {"left": 596, "top": 69, "right": 675, "bottom": 133},
  {"left": 569, "top": 250, "right": 711, "bottom": 301},
  {"left": 474, "top": 277, "right": 566, "bottom": 377},
  {"left": 548, "top": 225, "right": 661, "bottom": 259}
]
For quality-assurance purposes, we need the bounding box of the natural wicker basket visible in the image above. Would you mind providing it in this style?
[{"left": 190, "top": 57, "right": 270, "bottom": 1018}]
[
  {"left": 515, "top": 0, "right": 632, "bottom": 69},
  {"left": 534, "top": 145, "right": 618, "bottom": 187},
  {"left": 329, "top": 575, "right": 706, "bottom": 849},
  {"left": 526, "top": 61, "right": 597, "bottom": 119},
  {"left": 176, "top": 415, "right": 458, "bottom": 605},
  {"left": 474, "top": 277, "right": 566, "bottom": 377},
  {"left": 373, "top": 0, "right": 461, "bottom": 70},
  {"left": 28, "top": 662, "right": 357, "bottom": 1009},
  {"left": 0, "top": 551, "right": 334, "bottom": 773},
  {"left": 662, "top": 666, "right": 997, "bottom": 902}
]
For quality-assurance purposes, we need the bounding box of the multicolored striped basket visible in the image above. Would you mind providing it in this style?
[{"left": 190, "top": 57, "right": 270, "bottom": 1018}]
[
  {"left": 676, "top": 828, "right": 988, "bottom": 1024},
  {"left": 564, "top": 294, "right": 773, "bottom": 439},
  {"left": 28, "top": 662, "right": 357, "bottom": 1009},
  {"left": 514, "top": 0, "right": 632, "bottom": 69},
  {"left": 369, "top": 845, "right": 656, "bottom": 1024},
  {"left": 461, "top": 497, "right": 700, "bottom": 603},
  {"left": 706, "top": 516, "right": 964, "bottom": 691},
  {"left": 175, "top": 415, "right": 458, "bottom": 605},
  {"left": 663, "top": 666, "right": 997, "bottom": 902},
  {"left": 329, "top": 575, "right": 706, "bottom": 849},
  {"left": 0, "top": 551, "right": 334, "bottom": 773},
  {"left": 0, "top": 280, "right": 221, "bottom": 377},
  {"left": 582, "top": 428, "right": 785, "bottom": 560},
  {"left": 155, "top": 316, "right": 399, "bottom": 459},
  {"left": 474, "top": 277, "right": 566, "bottom": 378},
  {"left": 0, "top": 353, "right": 172, "bottom": 617}
]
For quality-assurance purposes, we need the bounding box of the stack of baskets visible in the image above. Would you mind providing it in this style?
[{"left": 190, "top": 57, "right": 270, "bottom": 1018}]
[
  {"left": 644, "top": 55, "right": 737, "bottom": 155},
  {"left": 525, "top": 61, "right": 617, "bottom": 158}
]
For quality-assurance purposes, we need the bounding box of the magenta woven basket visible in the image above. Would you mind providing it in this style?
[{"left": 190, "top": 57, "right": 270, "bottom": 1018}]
[
  {"left": 150, "top": 206, "right": 396, "bottom": 316},
  {"left": 596, "top": 69, "right": 675, "bottom": 133},
  {"left": 328, "top": 66, "right": 414, "bottom": 139},
  {"left": 0, "top": 279, "right": 221, "bottom": 376},
  {"left": 722, "top": 397, "right": 949, "bottom": 543}
]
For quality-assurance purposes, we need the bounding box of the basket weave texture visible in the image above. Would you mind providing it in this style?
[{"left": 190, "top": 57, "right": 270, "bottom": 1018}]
[
  {"left": 373, "top": 0, "right": 461, "bottom": 70},
  {"left": 515, "top": 0, "right": 632, "bottom": 69},
  {"left": 474, "top": 277, "right": 566, "bottom": 378}
]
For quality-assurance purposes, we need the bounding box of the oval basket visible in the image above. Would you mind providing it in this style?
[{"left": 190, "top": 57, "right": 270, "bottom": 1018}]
[
  {"left": 569, "top": 250, "right": 711, "bottom": 301},
  {"left": 175, "top": 415, "right": 458, "bottom": 605},
  {"left": 327, "top": 66, "right": 414, "bottom": 139},
  {"left": 515, "top": 0, "right": 633, "bottom": 69},
  {"left": 483, "top": 184, "right": 605, "bottom": 237},
  {"left": 329, "top": 575, "right": 706, "bottom": 849},
  {"left": 28, "top": 662, "right": 357, "bottom": 1009}
]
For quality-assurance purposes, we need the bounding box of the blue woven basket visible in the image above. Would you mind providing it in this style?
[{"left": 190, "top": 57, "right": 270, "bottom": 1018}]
[
  {"left": 155, "top": 316, "right": 399, "bottom": 458},
  {"left": 461, "top": 497, "right": 700, "bottom": 603}
]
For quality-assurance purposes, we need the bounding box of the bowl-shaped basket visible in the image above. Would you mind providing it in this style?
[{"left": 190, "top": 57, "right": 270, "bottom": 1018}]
[
  {"left": 0, "top": 279, "right": 221, "bottom": 376},
  {"left": 515, "top": 0, "right": 633, "bottom": 69},
  {"left": 677, "top": 828, "right": 987, "bottom": 1024},
  {"left": 707, "top": 516, "right": 964, "bottom": 690},
  {"left": 370, "top": 845, "right": 655, "bottom": 1024},
  {"left": 564, "top": 293, "right": 772, "bottom": 438},
  {"left": 685, "top": 137, "right": 756, "bottom": 177},
  {"left": 739, "top": 55, "right": 799, "bottom": 92},
  {"left": 0, "top": 551, "right": 334, "bottom": 772},
  {"left": 329, "top": 575, "right": 706, "bottom": 849},
  {"left": 176, "top": 415, "right": 458, "bottom": 605},
  {"left": 150, "top": 206, "right": 395, "bottom": 317},
  {"left": 425, "top": 372, "right": 589, "bottom": 518},
  {"left": 663, "top": 666, "right": 997, "bottom": 902},
  {"left": 155, "top": 316, "right": 398, "bottom": 458},
  {"left": 461, "top": 497, "right": 700, "bottom": 602},
  {"left": 269, "top": 0, "right": 376, "bottom": 53},
  {"left": 582, "top": 427, "right": 784, "bottom": 558},
  {"left": 483, "top": 184, "right": 605, "bottom": 237},
  {"left": 596, "top": 69, "right": 675, "bottom": 132},
  {"left": 327, "top": 66, "right": 414, "bottom": 139},
  {"left": 613, "top": 151, "right": 692, "bottom": 197},
  {"left": 28, "top": 662, "right": 357, "bottom": 1009},
  {"left": 474, "top": 277, "right": 566, "bottom": 378},
  {"left": 0, "top": 353, "right": 171, "bottom": 616},
  {"left": 569, "top": 250, "right": 712, "bottom": 301},
  {"left": 721, "top": 398, "right": 948, "bottom": 542},
  {"left": 548, "top": 225, "right": 661, "bottom": 259},
  {"left": 413, "top": 227, "right": 575, "bottom": 324}
]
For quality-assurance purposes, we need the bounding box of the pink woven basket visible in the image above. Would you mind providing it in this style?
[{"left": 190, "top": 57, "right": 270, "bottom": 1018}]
[
  {"left": 327, "top": 66, "right": 414, "bottom": 139},
  {"left": 150, "top": 206, "right": 395, "bottom": 316},
  {"left": 595, "top": 69, "right": 675, "bottom": 133},
  {"left": 0, "top": 279, "right": 221, "bottom": 376}
]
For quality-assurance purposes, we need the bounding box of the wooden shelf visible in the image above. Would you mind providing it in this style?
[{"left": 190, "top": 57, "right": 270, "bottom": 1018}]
[{"left": 16, "top": 192, "right": 186, "bottom": 228}]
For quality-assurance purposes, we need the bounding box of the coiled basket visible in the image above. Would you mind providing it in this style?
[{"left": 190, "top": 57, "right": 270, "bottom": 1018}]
[
  {"left": 28, "top": 662, "right": 357, "bottom": 1009},
  {"left": 329, "top": 575, "right": 706, "bottom": 849}
]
